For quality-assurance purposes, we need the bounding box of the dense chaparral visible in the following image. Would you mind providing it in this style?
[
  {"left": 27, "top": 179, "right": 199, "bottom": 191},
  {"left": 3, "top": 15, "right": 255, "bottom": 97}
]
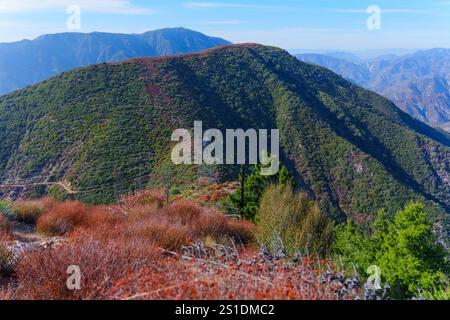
[
  {"left": 0, "top": 191, "right": 361, "bottom": 300},
  {"left": 0, "top": 184, "right": 448, "bottom": 300}
]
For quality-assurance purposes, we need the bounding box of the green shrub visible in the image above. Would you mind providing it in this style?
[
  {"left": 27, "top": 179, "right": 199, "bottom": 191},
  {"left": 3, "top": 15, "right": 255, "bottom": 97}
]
[
  {"left": 333, "top": 220, "right": 374, "bottom": 273},
  {"left": 334, "top": 202, "right": 449, "bottom": 299},
  {"left": 169, "top": 185, "right": 182, "bottom": 197},
  {"left": 255, "top": 184, "right": 333, "bottom": 256},
  {"left": 0, "top": 201, "right": 14, "bottom": 221},
  {"left": 420, "top": 287, "right": 450, "bottom": 300},
  {"left": 376, "top": 203, "right": 448, "bottom": 298}
]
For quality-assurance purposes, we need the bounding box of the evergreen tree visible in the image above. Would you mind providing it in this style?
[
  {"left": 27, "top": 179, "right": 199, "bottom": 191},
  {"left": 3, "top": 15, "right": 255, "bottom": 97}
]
[
  {"left": 229, "top": 163, "right": 294, "bottom": 221},
  {"left": 334, "top": 202, "right": 449, "bottom": 299},
  {"left": 376, "top": 203, "right": 448, "bottom": 298}
]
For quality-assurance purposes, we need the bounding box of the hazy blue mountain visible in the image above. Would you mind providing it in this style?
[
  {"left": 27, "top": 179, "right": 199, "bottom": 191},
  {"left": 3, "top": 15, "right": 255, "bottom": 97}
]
[
  {"left": 322, "top": 52, "right": 364, "bottom": 64},
  {"left": 296, "top": 54, "right": 370, "bottom": 85},
  {"left": 0, "top": 28, "right": 231, "bottom": 95},
  {"left": 297, "top": 48, "right": 450, "bottom": 132}
]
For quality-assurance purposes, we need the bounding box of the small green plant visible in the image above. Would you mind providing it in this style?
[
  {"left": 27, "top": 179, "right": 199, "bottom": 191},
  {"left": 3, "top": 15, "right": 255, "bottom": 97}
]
[
  {"left": 333, "top": 220, "right": 374, "bottom": 273},
  {"left": 169, "top": 185, "right": 182, "bottom": 197}
]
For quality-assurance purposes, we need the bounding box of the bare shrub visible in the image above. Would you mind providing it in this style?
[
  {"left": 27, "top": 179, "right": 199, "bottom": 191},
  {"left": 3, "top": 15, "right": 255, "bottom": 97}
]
[
  {"left": 36, "top": 201, "right": 89, "bottom": 236},
  {"left": 11, "top": 233, "right": 159, "bottom": 300}
]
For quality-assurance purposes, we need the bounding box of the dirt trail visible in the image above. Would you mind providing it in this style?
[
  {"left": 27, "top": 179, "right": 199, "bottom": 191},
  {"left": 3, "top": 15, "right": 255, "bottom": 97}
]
[
  {"left": 8, "top": 222, "right": 64, "bottom": 253},
  {"left": 0, "top": 222, "right": 63, "bottom": 291},
  {"left": 0, "top": 180, "right": 78, "bottom": 194},
  {"left": 11, "top": 222, "right": 49, "bottom": 246}
]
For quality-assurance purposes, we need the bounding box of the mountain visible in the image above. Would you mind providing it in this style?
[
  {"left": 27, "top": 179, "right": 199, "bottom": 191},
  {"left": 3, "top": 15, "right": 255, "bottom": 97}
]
[
  {"left": 0, "top": 44, "right": 448, "bottom": 226},
  {"left": 0, "top": 28, "right": 231, "bottom": 95},
  {"left": 296, "top": 54, "right": 370, "bottom": 85},
  {"left": 297, "top": 49, "right": 450, "bottom": 132}
]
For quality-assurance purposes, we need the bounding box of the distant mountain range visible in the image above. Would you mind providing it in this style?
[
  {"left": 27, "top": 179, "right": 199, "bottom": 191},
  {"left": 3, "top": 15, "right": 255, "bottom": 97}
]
[
  {"left": 0, "top": 28, "right": 231, "bottom": 95},
  {"left": 1, "top": 44, "right": 448, "bottom": 226},
  {"left": 297, "top": 49, "right": 450, "bottom": 132}
]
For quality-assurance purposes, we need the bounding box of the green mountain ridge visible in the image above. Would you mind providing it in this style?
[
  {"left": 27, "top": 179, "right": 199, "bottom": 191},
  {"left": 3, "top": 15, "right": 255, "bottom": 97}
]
[{"left": 0, "top": 44, "right": 448, "bottom": 226}]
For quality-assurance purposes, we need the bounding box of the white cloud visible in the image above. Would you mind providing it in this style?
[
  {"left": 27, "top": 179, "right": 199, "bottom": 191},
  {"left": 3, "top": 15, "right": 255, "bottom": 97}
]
[{"left": 0, "top": 0, "right": 154, "bottom": 15}]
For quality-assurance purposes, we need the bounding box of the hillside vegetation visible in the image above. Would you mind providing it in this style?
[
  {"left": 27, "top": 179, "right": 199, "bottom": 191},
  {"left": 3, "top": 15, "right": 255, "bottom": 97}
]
[
  {"left": 1, "top": 191, "right": 447, "bottom": 300},
  {"left": 0, "top": 44, "right": 448, "bottom": 228}
]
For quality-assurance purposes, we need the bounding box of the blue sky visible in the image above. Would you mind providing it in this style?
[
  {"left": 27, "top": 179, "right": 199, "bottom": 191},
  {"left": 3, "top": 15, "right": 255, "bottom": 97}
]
[{"left": 0, "top": 0, "right": 449, "bottom": 50}]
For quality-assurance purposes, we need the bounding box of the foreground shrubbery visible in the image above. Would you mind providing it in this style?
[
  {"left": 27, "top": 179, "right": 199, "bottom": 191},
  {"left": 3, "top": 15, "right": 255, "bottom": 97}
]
[
  {"left": 334, "top": 203, "right": 449, "bottom": 299},
  {"left": 255, "top": 184, "right": 333, "bottom": 257},
  {"left": 8, "top": 233, "right": 158, "bottom": 299},
  {"left": 106, "top": 251, "right": 358, "bottom": 300},
  {"left": 34, "top": 196, "right": 254, "bottom": 247},
  {"left": 2, "top": 236, "right": 356, "bottom": 300},
  {"left": 0, "top": 190, "right": 353, "bottom": 300},
  {"left": 1, "top": 189, "right": 448, "bottom": 300},
  {"left": 1, "top": 194, "right": 259, "bottom": 300},
  {"left": 0, "top": 213, "right": 14, "bottom": 276},
  {"left": 0, "top": 213, "right": 10, "bottom": 236},
  {"left": 13, "top": 198, "right": 55, "bottom": 224},
  {"left": 36, "top": 201, "right": 124, "bottom": 236}
]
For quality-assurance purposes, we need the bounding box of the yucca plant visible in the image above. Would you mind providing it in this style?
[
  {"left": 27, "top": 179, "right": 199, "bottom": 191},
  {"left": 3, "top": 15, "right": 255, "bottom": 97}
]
[{"left": 0, "top": 201, "right": 15, "bottom": 221}]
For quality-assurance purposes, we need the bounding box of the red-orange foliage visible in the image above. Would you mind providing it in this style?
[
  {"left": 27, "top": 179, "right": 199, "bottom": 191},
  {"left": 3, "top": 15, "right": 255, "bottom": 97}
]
[
  {"left": 2, "top": 197, "right": 258, "bottom": 299},
  {"left": 74, "top": 200, "right": 254, "bottom": 249},
  {"left": 198, "top": 195, "right": 210, "bottom": 202},
  {"left": 36, "top": 201, "right": 89, "bottom": 235},
  {"left": 210, "top": 192, "right": 220, "bottom": 202},
  {"left": 0, "top": 191, "right": 356, "bottom": 301},
  {"left": 10, "top": 233, "right": 159, "bottom": 300},
  {"left": 120, "top": 189, "right": 165, "bottom": 210},
  {"left": 36, "top": 202, "right": 124, "bottom": 236},
  {"left": 105, "top": 252, "right": 356, "bottom": 300}
]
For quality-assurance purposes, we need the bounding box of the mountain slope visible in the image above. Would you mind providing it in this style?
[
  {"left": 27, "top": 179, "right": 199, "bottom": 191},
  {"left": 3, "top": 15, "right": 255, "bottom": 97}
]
[
  {"left": 0, "top": 28, "right": 231, "bottom": 95},
  {"left": 0, "top": 44, "right": 448, "bottom": 225},
  {"left": 297, "top": 49, "right": 450, "bottom": 132},
  {"left": 296, "top": 54, "right": 370, "bottom": 85}
]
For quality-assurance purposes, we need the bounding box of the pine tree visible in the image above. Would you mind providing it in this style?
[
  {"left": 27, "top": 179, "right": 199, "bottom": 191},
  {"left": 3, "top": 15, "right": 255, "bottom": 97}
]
[{"left": 229, "top": 164, "right": 294, "bottom": 221}]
